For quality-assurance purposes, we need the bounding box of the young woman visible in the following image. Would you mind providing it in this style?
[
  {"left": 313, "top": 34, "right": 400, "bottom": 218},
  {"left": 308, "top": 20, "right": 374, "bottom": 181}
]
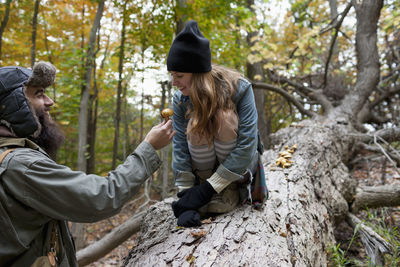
[{"left": 168, "top": 21, "right": 265, "bottom": 227}]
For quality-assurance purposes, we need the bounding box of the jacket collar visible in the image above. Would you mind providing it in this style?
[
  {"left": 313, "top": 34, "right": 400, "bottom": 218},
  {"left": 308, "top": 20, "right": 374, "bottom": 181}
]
[{"left": 0, "top": 137, "right": 41, "bottom": 150}]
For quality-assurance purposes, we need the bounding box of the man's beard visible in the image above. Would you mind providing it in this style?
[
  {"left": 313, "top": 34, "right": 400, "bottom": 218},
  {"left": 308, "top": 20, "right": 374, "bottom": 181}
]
[{"left": 31, "top": 112, "right": 65, "bottom": 160}]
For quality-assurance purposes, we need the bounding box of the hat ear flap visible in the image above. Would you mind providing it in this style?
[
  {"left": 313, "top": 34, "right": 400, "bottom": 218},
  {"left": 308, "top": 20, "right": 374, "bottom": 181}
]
[{"left": 0, "top": 88, "right": 40, "bottom": 137}]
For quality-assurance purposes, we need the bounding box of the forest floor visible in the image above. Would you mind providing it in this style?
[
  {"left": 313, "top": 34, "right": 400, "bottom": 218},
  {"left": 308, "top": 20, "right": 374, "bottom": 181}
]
[{"left": 82, "top": 151, "right": 400, "bottom": 266}]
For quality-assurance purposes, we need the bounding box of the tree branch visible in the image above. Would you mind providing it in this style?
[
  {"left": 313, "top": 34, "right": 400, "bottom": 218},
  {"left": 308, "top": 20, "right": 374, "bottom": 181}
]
[
  {"left": 373, "top": 127, "right": 400, "bottom": 143},
  {"left": 369, "top": 85, "right": 400, "bottom": 108},
  {"left": 77, "top": 211, "right": 146, "bottom": 266},
  {"left": 351, "top": 184, "right": 400, "bottom": 212},
  {"left": 252, "top": 82, "right": 316, "bottom": 118},
  {"left": 323, "top": 2, "right": 353, "bottom": 87},
  {"left": 340, "top": 0, "right": 383, "bottom": 116},
  {"left": 346, "top": 213, "right": 392, "bottom": 266},
  {"left": 356, "top": 127, "right": 400, "bottom": 143},
  {"left": 266, "top": 71, "right": 333, "bottom": 113},
  {"left": 357, "top": 142, "right": 400, "bottom": 167}
]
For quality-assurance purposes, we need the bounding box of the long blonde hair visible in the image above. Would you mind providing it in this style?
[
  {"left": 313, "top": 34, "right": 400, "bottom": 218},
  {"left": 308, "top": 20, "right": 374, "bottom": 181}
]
[{"left": 187, "top": 65, "right": 242, "bottom": 144}]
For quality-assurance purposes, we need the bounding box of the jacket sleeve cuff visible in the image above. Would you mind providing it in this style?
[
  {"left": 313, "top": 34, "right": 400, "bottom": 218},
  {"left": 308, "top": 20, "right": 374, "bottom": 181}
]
[
  {"left": 135, "top": 141, "right": 162, "bottom": 173},
  {"left": 175, "top": 171, "right": 195, "bottom": 188},
  {"left": 207, "top": 172, "right": 232, "bottom": 193},
  {"left": 215, "top": 163, "right": 242, "bottom": 182}
]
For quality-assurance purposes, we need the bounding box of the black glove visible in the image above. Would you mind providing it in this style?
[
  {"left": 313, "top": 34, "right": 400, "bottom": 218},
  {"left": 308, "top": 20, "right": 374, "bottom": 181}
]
[
  {"left": 177, "top": 210, "right": 202, "bottom": 227},
  {"left": 172, "top": 181, "right": 216, "bottom": 217}
]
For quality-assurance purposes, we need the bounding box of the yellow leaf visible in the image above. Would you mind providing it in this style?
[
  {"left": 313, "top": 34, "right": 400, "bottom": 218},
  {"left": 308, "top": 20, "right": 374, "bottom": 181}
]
[
  {"left": 186, "top": 254, "right": 196, "bottom": 264},
  {"left": 263, "top": 63, "right": 274, "bottom": 69},
  {"left": 250, "top": 35, "right": 258, "bottom": 43},
  {"left": 254, "top": 74, "right": 262, "bottom": 81}
]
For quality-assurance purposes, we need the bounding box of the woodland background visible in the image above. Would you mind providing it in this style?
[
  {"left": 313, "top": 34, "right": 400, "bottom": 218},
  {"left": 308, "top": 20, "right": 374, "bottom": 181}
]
[{"left": 0, "top": 0, "right": 399, "bottom": 266}]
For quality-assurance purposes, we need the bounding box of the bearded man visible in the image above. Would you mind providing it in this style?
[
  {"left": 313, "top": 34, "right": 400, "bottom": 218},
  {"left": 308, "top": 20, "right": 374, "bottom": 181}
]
[{"left": 0, "top": 62, "right": 175, "bottom": 266}]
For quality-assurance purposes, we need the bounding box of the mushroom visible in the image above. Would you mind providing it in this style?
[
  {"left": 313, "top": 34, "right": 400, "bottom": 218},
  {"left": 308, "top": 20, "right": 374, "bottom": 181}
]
[{"left": 161, "top": 108, "right": 174, "bottom": 121}]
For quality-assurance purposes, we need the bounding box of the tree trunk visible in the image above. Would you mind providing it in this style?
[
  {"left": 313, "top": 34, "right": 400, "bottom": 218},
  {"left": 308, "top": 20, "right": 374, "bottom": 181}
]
[
  {"left": 175, "top": 0, "right": 187, "bottom": 34},
  {"left": 112, "top": 1, "right": 127, "bottom": 169},
  {"left": 123, "top": 118, "right": 358, "bottom": 266},
  {"left": 246, "top": 0, "right": 270, "bottom": 149},
  {"left": 30, "top": 0, "right": 40, "bottom": 68},
  {"left": 122, "top": 84, "right": 131, "bottom": 158},
  {"left": 86, "top": 61, "right": 98, "bottom": 174},
  {"left": 0, "top": 0, "right": 12, "bottom": 65},
  {"left": 74, "top": 0, "right": 104, "bottom": 250},
  {"left": 160, "top": 82, "right": 172, "bottom": 199}
]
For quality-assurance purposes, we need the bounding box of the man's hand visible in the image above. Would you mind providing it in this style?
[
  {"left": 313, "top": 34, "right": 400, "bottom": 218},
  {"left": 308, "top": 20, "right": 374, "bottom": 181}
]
[
  {"left": 144, "top": 120, "right": 175, "bottom": 150},
  {"left": 171, "top": 181, "right": 216, "bottom": 217}
]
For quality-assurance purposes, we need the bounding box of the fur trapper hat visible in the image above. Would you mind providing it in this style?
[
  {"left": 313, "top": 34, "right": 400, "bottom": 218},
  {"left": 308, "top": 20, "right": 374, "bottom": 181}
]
[{"left": 0, "top": 62, "right": 56, "bottom": 137}]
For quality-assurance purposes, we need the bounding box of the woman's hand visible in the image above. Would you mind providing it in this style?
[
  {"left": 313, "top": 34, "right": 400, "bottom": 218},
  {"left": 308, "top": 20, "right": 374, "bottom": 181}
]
[{"left": 171, "top": 181, "right": 216, "bottom": 217}]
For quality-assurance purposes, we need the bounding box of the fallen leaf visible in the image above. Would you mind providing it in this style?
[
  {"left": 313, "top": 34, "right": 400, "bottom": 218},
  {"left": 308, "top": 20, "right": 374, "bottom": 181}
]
[
  {"left": 201, "top": 218, "right": 212, "bottom": 224},
  {"left": 279, "top": 230, "right": 287, "bottom": 237},
  {"left": 190, "top": 230, "right": 207, "bottom": 238},
  {"left": 186, "top": 254, "right": 196, "bottom": 264}
]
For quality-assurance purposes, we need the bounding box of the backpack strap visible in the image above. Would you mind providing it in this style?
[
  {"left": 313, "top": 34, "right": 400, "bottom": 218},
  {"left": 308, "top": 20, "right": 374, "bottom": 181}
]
[{"left": 0, "top": 148, "right": 15, "bottom": 165}]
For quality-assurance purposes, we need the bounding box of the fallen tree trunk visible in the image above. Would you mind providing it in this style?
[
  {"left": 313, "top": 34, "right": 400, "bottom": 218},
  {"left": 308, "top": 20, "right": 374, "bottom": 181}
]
[
  {"left": 123, "top": 119, "right": 358, "bottom": 266},
  {"left": 352, "top": 184, "right": 400, "bottom": 212},
  {"left": 77, "top": 211, "right": 145, "bottom": 266}
]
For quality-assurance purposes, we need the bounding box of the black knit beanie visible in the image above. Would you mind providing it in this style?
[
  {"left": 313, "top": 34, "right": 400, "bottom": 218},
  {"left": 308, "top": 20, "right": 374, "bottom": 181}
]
[
  {"left": 0, "top": 62, "right": 56, "bottom": 137},
  {"left": 167, "top": 20, "right": 211, "bottom": 73}
]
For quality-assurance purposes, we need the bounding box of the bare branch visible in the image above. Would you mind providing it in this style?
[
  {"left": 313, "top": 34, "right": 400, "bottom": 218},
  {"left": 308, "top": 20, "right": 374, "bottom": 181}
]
[
  {"left": 319, "top": 1, "right": 352, "bottom": 35},
  {"left": 355, "top": 127, "right": 400, "bottom": 144},
  {"left": 323, "top": 2, "right": 353, "bottom": 87},
  {"left": 252, "top": 82, "right": 316, "bottom": 118},
  {"left": 287, "top": 1, "right": 353, "bottom": 61},
  {"left": 346, "top": 213, "right": 392, "bottom": 265},
  {"left": 357, "top": 142, "right": 400, "bottom": 167},
  {"left": 374, "top": 127, "right": 400, "bottom": 143},
  {"left": 267, "top": 71, "right": 333, "bottom": 112},
  {"left": 369, "top": 85, "right": 400, "bottom": 108}
]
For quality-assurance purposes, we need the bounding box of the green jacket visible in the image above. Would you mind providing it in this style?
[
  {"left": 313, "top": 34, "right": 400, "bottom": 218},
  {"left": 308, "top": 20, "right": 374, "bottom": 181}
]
[{"left": 0, "top": 137, "right": 161, "bottom": 266}]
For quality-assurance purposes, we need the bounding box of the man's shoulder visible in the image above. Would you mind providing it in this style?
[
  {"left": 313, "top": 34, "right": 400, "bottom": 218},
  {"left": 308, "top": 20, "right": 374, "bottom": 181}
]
[{"left": 1, "top": 146, "right": 50, "bottom": 169}]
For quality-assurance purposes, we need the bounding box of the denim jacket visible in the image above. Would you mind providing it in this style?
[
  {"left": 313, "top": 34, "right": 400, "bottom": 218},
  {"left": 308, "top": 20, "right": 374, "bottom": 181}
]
[{"left": 172, "top": 78, "right": 259, "bottom": 188}]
